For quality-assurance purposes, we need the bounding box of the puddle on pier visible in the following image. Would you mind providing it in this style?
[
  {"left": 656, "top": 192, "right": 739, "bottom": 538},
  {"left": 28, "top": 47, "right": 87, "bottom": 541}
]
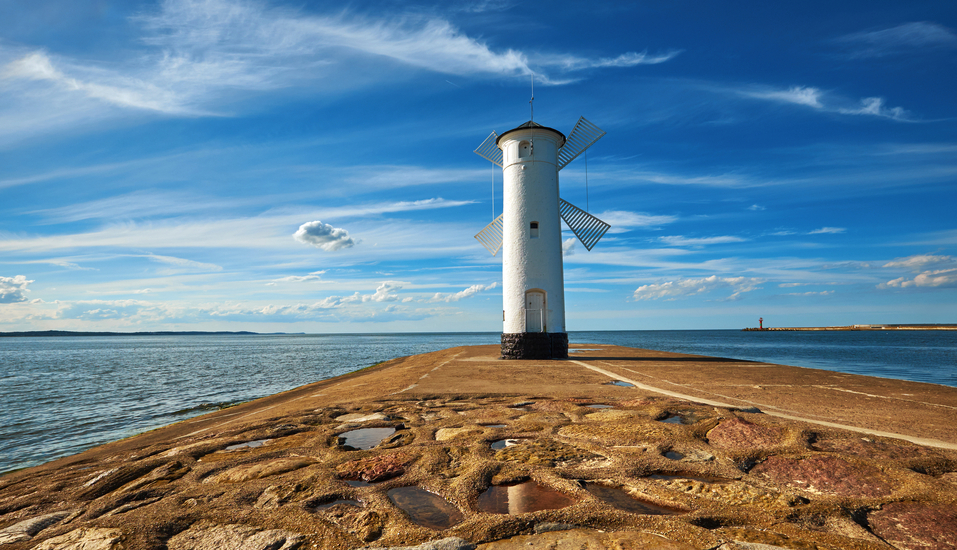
[
  {"left": 605, "top": 380, "right": 635, "bottom": 387},
  {"left": 490, "top": 438, "right": 524, "bottom": 451},
  {"left": 665, "top": 451, "right": 684, "bottom": 460},
  {"left": 584, "top": 483, "right": 683, "bottom": 515},
  {"left": 387, "top": 487, "right": 464, "bottom": 530},
  {"left": 648, "top": 474, "right": 725, "bottom": 484},
  {"left": 475, "top": 481, "right": 577, "bottom": 515},
  {"left": 311, "top": 498, "right": 361, "bottom": 511},
  {"left": 224, "top": 439, "right": 271, "bottom": 451},
  {"left": 586, "top": 404, "right": 613, "bottom": 409},
  {"left": 343, "top": 479, "right": 372, "bottom": 487},
  {"left": 338, "top": 427, "right": 396, "bottom": 450}
]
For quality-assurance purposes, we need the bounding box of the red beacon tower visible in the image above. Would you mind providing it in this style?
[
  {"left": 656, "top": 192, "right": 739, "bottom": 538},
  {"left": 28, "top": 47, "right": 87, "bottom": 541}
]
[{"left": 759, "top": 317, "right": 764, "bottom": 330}]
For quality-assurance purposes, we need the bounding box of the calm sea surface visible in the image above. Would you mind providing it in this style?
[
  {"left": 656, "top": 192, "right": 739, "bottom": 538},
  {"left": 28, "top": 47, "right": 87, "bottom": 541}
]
[{"left": 1, "top": 330, "right": 955, "bottom": 474}]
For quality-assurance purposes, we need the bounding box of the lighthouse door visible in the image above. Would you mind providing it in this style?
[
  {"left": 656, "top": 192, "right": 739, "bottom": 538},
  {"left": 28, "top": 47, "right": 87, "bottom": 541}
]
[{"left": 525, "top": 291, "right": 545, "bottom": 333}]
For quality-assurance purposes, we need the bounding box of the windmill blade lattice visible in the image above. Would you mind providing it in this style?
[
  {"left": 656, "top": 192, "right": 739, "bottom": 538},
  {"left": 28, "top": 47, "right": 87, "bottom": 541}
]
[
  {"left": 557, "top": 116, "right": 606, "bottom": 170},
  {"left": 474, "top": 131, "right": 503, "bottom": 167},
  {"left": 474, "top": 213, "right": 504, "bottom": 256},
  {"left": 559, "top": 199, "right": 610, "bottom": 251}
]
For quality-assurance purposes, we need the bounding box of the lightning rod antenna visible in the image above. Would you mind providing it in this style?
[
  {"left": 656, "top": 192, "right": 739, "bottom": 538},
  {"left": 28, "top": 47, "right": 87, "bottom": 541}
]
[{"left": 529, "top": 74, "right": 534, "bottom": 122}]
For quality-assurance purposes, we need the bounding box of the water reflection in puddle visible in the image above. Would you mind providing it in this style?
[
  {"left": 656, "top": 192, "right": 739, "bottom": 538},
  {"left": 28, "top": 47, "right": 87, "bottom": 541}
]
[
  {"left": 339, "top": 427, "right": 396, "bottom": 450},
  {"left": 665, "top": 451, "right": 684, "bottom": 460},
  {"left": 224, "top": 439, "right": 271, "bottom": 451},
  {"left": 475, "top": 481, "right": 577, "bottom": 515},
  {"left": 490, "top": 438, "right": 523, "bottom": 450},
  {"left": 481, "top": 424, "right": 507, "bottom": 428},
  {"left": 660, "top": 416, "right": 684, "bottom": 424},
  {"left": 387, "top": 487, "right": 464, "bottom": 530},
  {"left": 587, "top": 404, "right": 613, "bottom": 409},
  {"left": 605, "top": 380, "right": 635, "bottom": 387},
  {"left": 343, "top": 479, "right": 372, "bottom": 487},
  {"left": 312, "top": 499, "right": 361, "bottom": 511},
  {"left": 584, "top": 483, "right": 682, "bottom": 515},
  {"left": 648, "top": 474, "right": 725, "bottom": 484}
]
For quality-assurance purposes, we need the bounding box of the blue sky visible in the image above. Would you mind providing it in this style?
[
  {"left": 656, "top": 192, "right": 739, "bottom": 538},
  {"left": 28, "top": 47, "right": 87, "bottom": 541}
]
[{"left": 1, "top": 0, "right": 956, "bottom": 333}]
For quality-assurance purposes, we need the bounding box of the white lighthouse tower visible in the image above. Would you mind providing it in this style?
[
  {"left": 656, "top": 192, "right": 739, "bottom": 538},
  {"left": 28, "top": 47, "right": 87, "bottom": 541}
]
[{"left": 474, "top": 117, "right": 610, "bottom": 359}]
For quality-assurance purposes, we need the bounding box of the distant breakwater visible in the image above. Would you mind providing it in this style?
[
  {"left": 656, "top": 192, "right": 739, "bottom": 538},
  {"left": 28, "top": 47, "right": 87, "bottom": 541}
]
[{"left": 744, "top": 324, "right": 957, "bottom": 331}]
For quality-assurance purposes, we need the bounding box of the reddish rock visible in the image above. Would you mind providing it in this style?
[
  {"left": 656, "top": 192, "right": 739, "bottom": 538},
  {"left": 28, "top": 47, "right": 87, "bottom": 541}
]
[
  {"left": 707, "top": 418, "right": 784, "bottom": 449},
  {"left": 337, "top": 452, "right": 413, "bottom": 483},
  {"left": 868, "top": 502, "right": 957, "bottom": 550},
  {"left": 814, "top": 437, "right": 940, "bottom": 461},
  {"left": 751, "top": 455, "right": 894, "bottom": 498}
]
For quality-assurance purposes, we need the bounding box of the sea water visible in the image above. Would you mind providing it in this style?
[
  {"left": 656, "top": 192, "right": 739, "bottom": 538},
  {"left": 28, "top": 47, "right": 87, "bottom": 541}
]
[{"left": 1, "top": 330, "right": 955, "bottom": 474}]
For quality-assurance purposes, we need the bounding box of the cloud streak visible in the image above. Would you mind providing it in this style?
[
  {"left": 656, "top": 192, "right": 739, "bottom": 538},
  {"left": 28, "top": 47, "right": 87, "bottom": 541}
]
[{"left": 633, "top": 276, "right": 764, "bottom": 301}]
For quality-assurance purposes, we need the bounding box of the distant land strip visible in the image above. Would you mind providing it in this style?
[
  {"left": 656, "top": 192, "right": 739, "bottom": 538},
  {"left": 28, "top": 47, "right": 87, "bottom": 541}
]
[
  {"left": 0, "top": 330, "right": 301, "bottom": 337},
  {"left": 743, "top": 324, "right": 957, "bottom": 331}
]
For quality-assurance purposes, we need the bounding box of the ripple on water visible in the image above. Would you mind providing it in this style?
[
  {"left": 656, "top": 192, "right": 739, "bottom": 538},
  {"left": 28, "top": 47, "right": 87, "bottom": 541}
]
[
  {"left": 387, "top": 487, "right": 464, "bottom": 530},
  {"left": 338, "top": 427, "right": 395, "bottom": 450},
  {"left": 584, "top": 483, "right": 683, "bottom": 515},
  {"left": 475, "top": 481, "right": 577, "bottom": 515}
]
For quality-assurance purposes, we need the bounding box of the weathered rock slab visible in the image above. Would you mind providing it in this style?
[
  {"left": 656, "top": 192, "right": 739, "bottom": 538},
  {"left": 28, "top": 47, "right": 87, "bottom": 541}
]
[
  {"left": 166, "top": 522, "right": 304, "bottom": 550},
  {"left": 32, "top": 527, "right": 125, "bottom": 550},
  {"left": 868, "top": 501, "right": 957, "bottom": 550},
  {"left": 0, "top": 511, "right": 71, "bottom": 543}
]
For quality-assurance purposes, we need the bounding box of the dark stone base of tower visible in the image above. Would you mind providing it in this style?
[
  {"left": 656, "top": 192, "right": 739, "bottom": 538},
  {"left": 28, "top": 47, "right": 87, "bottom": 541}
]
[{"left": 501, "top": 332, "right": 568, "bottom": 359}]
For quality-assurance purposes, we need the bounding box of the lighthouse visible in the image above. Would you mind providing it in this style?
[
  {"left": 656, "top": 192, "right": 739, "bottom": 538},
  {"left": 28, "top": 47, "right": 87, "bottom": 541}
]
[{"left": 474, "top": 117, "right": 610, "bottom": 359}]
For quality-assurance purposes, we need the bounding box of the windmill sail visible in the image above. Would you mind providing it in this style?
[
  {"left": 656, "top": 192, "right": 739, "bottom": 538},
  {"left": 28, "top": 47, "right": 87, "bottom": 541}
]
[
  {"left": 474, "top": 213, "right": 504, "bottom": 256},
  {"left": 557, "top": 116, "right": 605, "bottom": 170},
  {"left": 559, "top": 199, "right": 609, "bottom": 251},
  {"left": 474, "top": 131, "right": 503, "bottom": 167}
]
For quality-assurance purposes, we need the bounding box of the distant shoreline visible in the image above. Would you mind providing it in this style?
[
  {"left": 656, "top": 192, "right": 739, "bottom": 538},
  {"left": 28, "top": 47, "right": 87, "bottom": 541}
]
[
  {"left": 743, "top": 324, "right": 957, "bottom": 331},
  {"left": 0, "top": 330, "right": 301, "bottom": 337}
]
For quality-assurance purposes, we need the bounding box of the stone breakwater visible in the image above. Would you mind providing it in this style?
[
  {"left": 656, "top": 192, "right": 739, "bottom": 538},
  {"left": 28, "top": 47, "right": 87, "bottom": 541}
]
[{"left": 1, "top": 344, "right": 956, "bottom": 550}]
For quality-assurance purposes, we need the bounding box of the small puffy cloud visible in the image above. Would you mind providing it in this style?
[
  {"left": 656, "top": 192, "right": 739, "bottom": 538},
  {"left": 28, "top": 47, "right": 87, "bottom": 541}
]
[
  {"left": 883, "top": 254, "right": 955, "bottom": 271},
  {"left": 879, "top": 268, "right": 957, "bottom": 289},
  {"left": 658, "top": 235, "right": 746, "bottom": 247},
  {"left": 808, "top": 227, "right": 846, "bottom": 235},
  {"left": 562, "top": 238, "right": 576, "bottom": 257},
  {"left": 833, "top": 22, "right": 957, "bottom": 59},
  {"left": 364, "top": 282, "right": 402, "bottom": 302},
  {"left": 294, "top": 221, "right": 357, "bottom": 251},
  {"left": 748, "top": 204, "right": 765, "bottom": 211},
  {"left": 633, "top": 275, "right": 763, "bottom": 301},
  {"left": 430, "top": 282, "right": 498, "bottom": 303},
  {"left": 0, "top": 275, "right": 33, "bottom": 304}
]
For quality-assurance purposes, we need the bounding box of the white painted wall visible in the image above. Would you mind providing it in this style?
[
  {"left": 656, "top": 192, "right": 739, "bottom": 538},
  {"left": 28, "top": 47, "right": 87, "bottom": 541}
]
[{"left": 499, "top": 126, "right": 566, "bottom": 335}]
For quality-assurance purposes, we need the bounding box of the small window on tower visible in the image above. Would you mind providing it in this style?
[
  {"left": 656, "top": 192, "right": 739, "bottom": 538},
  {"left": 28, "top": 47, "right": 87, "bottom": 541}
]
[
  {"left": 519, "top": 140, "right": 532, "bottom": 158},
  {"left": 530, "top": 221, "right": 539, "bottom": 238}
]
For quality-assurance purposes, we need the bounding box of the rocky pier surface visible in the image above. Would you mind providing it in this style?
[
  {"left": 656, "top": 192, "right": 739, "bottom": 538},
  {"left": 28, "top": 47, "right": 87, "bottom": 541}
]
[{"left": 1, "top": 344, "right": 956, "bottom": 550}]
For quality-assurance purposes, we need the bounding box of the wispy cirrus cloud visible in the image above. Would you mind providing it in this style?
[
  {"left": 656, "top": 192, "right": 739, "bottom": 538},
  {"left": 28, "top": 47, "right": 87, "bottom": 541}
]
[
  {"left": 808, "top": 227, "right": 845, "bottom": 235},
  {"left": 737, "top": 85, "right": 912, "bottom": 121},
  {"left": 883, "top": 254, "right": 955, "bottom": 271},
  {"left": 429, "top": 282, "right": 498, "bottom": 302},
  {"left": 633, "top": 275, "right": 764, "bottom": 301},
  {"left": 833, "top": 22, "right": 957, "bottom": 59},
  {"left": 658, "top": 235, "right": 746, "bottom": 247}
]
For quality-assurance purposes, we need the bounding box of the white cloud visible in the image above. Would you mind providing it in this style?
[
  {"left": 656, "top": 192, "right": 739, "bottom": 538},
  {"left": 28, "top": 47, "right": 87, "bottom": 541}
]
[
  {"left": 429, "top": 282, "right": 498, "bottom": 302},
  {"left": 293, "top": 221, "right": 358, "bottom": 251},
  {"left": 883, "top": 254, "right": 955, "bottom": 271},
  {"left": 834, "top": 22, "right": 957, "bottom": 58},
  {"left": 0, "top": 275, "right": 33, "bottom": 304},
  {"left": 146, "top": 253, "right": 223, "bottom": 272},
  {"left": 783, "top": 290, "right": 835, "bottom": 296},
  {"left": 748, "top": 204, "right": 765, "bottom": 211},
  {"left": 879, "top": 268, "right": 957, "bottom": 289},
  {"left": 658, "top": 235, "right": 746, "bottom": 247},
  {"left": 595, "top": 210, "right": 677, "bottom": 232},
  {"left": 745, "top": 86, "right": 823, "bottom": 108},
  {"left": 633, "top": 275, "right": 764, "bottom": 301},
  {"left": 837, "top": 97, "right": 911, "bottom": 121},
  {"left": 364, "top": 282, "right": 403, "bottom": 302},
  {"left": 268, "top": 271, "right": 326, "bottom": 284},
  {"left": 562, "top": 238, "right": 576, "bottom": 257},
  {"left": 537, "top": 50, "right": 681, "bottom": 72},
  {"left": 808, "top": 227, "right": 846, "bottom": 235}
]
